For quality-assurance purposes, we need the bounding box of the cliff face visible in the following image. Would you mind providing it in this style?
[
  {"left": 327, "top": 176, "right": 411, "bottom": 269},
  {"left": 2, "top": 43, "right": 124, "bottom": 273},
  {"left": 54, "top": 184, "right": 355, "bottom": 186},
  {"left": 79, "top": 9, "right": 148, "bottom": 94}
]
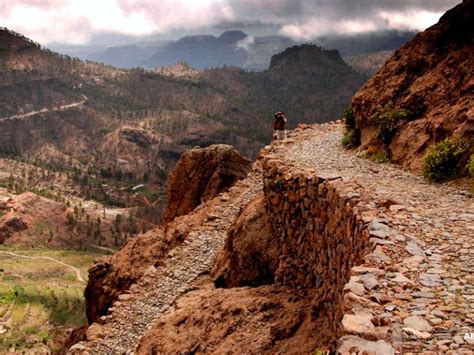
[
  {"left": 162, "top": 144, "right": 251, "bottom": 223},
  {"left": 75, "top": 124, "right": 375, "bottom": 353},
  {"left": 84, "top": 144, "right": 251, "bottom": 323},
  {"left": 73, "top": 122, "right": 472, "bottom": 354},
  {"left": 352, "top": 0, "right": 474, "bottom": 171}
]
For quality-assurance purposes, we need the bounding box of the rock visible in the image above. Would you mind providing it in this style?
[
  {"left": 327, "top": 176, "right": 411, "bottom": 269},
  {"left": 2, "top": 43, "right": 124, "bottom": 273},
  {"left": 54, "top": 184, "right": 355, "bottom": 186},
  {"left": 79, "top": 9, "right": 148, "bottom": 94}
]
[
  {"left": 406, "top": 242, "right": 425, "bottom": 257},
  {"left": 337, "top": 335, "right": 395, "bottom": 355},
  {"left": 419, "top": 273, "right": 442, "bottom": 287},
  {"left": 359, "top": 273, "right": 379, "bottom": 291},
  {"left": 69, "top": 343, "right": 89, "bottom": 351},
  {"left": 453, "top": 335, "right": 464, "bottom": 344},
  {"left": 369, "top": 221, "right": 391, "bottom": 238},
  {"left": 118, "top": 294, "right": 132, "bottom": 301},
  {"left": 344, "top": 282, "right": 365, "bottom": 296},
  {"left": 211, "top": 193, "right": 276, "bottom": 288},
  {"left": 403, "top": 315, "right": 433, "bottom": 332},
  {"left": 342, "top": 312, "right": 378, "bottom": 339},
  {"left": 389, "top": 273, "right": 414, "bottom": 286},
  {"left": 86, "top": 323, "right": 106, "bottom": 341},
  {"left": 366, "top": 246, "right": 391, "bottom": 264},
  {"left": 402, "top": 327, "right": 431, "bottom": 340},
  {"left": 162, "top": 144, "right": 251, "bottom": 222},
  {"left": 352, "top": 0, "right": 474, "bottom": 171},
  {"left": 432, "top": 310, "right": 448, "bottom": 319}
]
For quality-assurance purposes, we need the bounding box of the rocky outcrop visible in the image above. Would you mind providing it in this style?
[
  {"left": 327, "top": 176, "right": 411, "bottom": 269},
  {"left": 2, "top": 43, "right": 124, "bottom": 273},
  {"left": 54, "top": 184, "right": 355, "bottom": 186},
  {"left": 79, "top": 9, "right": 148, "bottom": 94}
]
[
  {"left": 73, "top": 122, "right": 472, "bottom": 354},
  {"left": 84, "top": 201, "right": 220, "bottom": 323},
  {"left": 0, "top": 217, "right": 27, "bottom": 243},
  {"left": 162, "top": 144, "right": 251, "bottom": 223},
  {"left": 136, "top": 285, "right": 331, "bottom": 354},
  {"left": 212, "top": 192, "right": 277, "bottom": 287},
  {"left": 352, "top": 0, "right": 474, "bottom": 171}
]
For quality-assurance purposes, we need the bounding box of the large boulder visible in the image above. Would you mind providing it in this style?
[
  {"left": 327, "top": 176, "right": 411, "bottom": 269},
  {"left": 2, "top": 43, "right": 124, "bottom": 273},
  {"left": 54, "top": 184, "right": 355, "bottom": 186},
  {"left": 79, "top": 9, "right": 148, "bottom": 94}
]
[
  {"left": 352, "top": 0, "right": 474, "bottom": 171},
  {"left": 162, "top": 144, "right": 251, "bottom": 222},
  {"left": 212, "top": 192, "right": 279, "bottom": 287}
]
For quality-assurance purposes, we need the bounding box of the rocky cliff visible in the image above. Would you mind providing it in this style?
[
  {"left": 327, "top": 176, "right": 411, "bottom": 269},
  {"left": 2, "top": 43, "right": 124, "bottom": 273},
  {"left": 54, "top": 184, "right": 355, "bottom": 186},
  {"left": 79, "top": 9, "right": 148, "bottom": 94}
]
[
  {"left": 162, "top": 144, "right": 251, "bottom": 223},
  {"left": 72, "top": 122, "right": 472, "bottom": 354},
  {"left": 352, "top": 0, "right": 474, "bottom": 171}
]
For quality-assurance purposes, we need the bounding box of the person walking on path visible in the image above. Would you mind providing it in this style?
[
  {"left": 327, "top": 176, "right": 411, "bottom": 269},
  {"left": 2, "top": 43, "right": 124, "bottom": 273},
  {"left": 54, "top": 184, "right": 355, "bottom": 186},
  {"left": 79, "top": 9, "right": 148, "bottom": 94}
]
[{"left": 273, "top": 111, "right": 288, "bottom": 140}]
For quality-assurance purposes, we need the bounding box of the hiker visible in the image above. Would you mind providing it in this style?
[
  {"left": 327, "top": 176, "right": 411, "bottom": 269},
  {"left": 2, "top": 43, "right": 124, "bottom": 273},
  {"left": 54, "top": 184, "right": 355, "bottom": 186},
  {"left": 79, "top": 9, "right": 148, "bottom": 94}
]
[{"left": 272, "top": 111, "right": 287, "bottom": 140}]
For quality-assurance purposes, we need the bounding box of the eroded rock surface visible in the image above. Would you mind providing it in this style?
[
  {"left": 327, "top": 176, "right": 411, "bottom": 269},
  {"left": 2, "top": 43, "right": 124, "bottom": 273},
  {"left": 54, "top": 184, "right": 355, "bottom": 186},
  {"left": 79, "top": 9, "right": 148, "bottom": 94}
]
[
  {"left": 352, "top": 0, "right": 474, "bottom": 171},
  {"left": 162, "top": 144, "right": 251, "bottom": 222},
  {"left": 73, "top": 122, "right": 472, "bottom": 354}
]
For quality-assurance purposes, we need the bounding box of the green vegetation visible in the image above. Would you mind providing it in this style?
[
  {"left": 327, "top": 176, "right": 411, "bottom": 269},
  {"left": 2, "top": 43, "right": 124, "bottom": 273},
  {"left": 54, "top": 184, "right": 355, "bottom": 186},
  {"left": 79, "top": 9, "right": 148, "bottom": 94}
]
[
  {"left": 422, "top": 137, "right": 471, "bottom": 181},
  {"left": 370, "top": 102, "right": 411, "bottom": 146},
  {"left": 468, "top": 154, "right": 474, "bottom": 177},
  {"left": 358, "top": 149, "right": 390, "bottom": 163},
  {"left": 341, "top": 107, "right": 360, "bottom": 149},
  {"left": 0, "top": 245, "right": 104, "bottom": 352}
]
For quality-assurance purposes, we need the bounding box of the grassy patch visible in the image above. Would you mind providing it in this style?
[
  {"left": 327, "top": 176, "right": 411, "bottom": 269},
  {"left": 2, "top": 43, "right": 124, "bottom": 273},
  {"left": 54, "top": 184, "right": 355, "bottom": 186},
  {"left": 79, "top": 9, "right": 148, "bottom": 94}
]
[{"left": 0, "top": 245, "right": 104, "bottom": 352}]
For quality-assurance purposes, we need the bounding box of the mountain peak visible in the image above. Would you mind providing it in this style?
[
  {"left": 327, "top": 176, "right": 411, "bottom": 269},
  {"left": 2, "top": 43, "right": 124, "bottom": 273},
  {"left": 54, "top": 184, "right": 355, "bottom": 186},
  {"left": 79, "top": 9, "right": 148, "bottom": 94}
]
[
  {"left": 218, "top": 30, "right": 248, "bottom": 42},
  {"left": 269, "top": 44, "right": 346, "bottom": 70}
]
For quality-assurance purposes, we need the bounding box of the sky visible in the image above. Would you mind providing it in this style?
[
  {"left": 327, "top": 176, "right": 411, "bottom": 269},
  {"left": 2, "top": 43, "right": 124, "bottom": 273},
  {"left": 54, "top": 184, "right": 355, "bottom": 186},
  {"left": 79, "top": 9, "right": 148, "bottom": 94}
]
[{"left": 0, "top": 0, "right": 462, "bottom": 46}]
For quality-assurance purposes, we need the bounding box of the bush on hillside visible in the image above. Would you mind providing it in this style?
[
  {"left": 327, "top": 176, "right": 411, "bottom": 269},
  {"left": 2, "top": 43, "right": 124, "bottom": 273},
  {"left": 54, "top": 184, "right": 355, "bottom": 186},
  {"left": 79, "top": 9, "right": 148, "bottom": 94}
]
[
  {"left": 370, "top": 102, "right": 411, "bottom": 146},
  {"left": 468, "top": 154, "right": 474, "bottom": 177},
  {"left": 341, "top": 106, "right": 360, "bottom": 149},
  {"left": 422, "top": 137, "right": 470, "bottom": 181}
]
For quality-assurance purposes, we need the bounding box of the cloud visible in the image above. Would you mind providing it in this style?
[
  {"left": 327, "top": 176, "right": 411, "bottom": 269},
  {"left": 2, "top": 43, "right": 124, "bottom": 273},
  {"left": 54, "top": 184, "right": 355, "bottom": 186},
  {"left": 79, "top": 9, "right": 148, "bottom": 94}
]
[
  {"left": 0, "top": 0, "right": 462, "bottom": 45},
  {"left": 236, "top": 35, "right": 255, "bottom": 51}
]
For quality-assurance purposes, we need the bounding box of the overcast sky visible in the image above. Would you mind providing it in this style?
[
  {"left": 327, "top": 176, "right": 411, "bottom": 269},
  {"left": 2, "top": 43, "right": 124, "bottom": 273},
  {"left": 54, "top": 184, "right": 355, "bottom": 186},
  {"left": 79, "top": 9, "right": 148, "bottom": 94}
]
[{"left": 0, "top": 0, "right": 462, "bottom": 46}]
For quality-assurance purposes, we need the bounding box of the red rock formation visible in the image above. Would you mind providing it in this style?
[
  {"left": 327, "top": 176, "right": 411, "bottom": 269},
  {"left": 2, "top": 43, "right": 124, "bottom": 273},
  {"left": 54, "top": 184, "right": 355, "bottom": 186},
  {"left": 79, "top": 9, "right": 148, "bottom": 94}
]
[
  {"left": 162, "top": 144, "right": 251, "bottom": 222},
  {"left": 84, "top": 205, "right": 215, "bottom": 323},
  {"left": 212, "top": 192, "right": 278, "bottom": 287},
  {"left": 0, "top": 217, "right": 28, "bottom": 243},
  {"left": 352, "top": 0, "right": 474, "bottom": 171},
  {"left": 136, "top": 285, "right": 332, "bottom": 354}
]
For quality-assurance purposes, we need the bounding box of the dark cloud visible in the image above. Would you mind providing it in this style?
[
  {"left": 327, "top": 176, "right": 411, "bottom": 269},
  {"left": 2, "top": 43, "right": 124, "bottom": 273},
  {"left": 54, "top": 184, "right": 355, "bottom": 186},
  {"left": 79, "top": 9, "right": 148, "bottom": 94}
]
[{"left": 1, "top": 0, "right": 463, "bottom": 45}]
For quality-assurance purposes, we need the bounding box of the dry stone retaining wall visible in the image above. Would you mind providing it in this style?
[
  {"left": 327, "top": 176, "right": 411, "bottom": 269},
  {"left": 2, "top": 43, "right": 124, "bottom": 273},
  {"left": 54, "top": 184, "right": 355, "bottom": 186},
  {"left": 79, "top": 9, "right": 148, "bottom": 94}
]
[{"left": 262, "top": 153, "right": 372, "bottom": 344}]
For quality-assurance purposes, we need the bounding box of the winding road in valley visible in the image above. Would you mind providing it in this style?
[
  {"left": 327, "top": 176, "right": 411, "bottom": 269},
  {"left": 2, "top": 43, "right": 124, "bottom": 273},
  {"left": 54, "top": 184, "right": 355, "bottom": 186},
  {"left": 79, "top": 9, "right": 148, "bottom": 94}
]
[
  {"left": 0, "top": 95, "right": 88, "bottom": 121},
  {"left": 0, "top": 251, "right": 85, "bottom": 282}
]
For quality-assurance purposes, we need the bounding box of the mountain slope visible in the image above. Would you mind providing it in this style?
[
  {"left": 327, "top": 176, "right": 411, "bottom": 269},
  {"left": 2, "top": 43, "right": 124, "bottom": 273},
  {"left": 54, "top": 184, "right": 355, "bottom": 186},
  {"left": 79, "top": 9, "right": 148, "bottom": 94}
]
[
  {"left": 1, "top": 29, "right": 366, "bottom": 168},
  {"left": 352, "top": 0, "right": 474, "bottom": 171}
]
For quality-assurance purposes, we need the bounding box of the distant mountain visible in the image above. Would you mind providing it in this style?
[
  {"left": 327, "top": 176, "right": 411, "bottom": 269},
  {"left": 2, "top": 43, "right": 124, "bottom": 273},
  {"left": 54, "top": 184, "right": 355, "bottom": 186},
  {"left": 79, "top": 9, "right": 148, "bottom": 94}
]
[
  {"left": 143, "top": 31, "right": 250, "bottom": 69},
  {"left": 53, "top": 30, "right": 415, "bottom": 71},
  {"left": 316, "top": 30, "right": 416, "bottom": 56},
  {"left": 343, "top": 50, "right": 394, "bottom": 75},
  {"left": 88, "top": 44, "right": 160, "bottom": 69},
  {"left": 0, "top": 28, "right": 366, "bottom": 193}
]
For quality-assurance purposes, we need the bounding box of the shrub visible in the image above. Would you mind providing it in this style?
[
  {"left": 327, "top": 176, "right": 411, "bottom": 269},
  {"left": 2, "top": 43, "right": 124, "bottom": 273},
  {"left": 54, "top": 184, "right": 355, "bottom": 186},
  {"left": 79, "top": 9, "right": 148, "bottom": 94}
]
[
  {"left": 370, "top": 102, "right": 411, "bottom": 146},
  {"left": 341, "top": 106, "right": 360, "bottom": 149},
  {"left": 468, "top": 154, "right": 474, "bottom": 177},
  {"left": 422, "top": 137, "right": 470, "bottom": 181},
  {"left": 357, "top": 149, "right": 389, "bottom": 163},
  {"left": 371, "top": 151, "right": 390, "bottom": 163},
  {"left": 341, "top": 128, "right": 358, "bottom": 149},
  {"left": 343, "top": 107, "right": 355, "bottom": 129}
]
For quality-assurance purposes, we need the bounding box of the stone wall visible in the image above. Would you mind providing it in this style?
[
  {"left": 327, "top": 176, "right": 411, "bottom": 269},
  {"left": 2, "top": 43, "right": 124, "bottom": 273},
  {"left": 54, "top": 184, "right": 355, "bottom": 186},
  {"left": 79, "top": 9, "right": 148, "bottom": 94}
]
[{"left": 261, "top": 153, "right": 371, "bottom": 344}]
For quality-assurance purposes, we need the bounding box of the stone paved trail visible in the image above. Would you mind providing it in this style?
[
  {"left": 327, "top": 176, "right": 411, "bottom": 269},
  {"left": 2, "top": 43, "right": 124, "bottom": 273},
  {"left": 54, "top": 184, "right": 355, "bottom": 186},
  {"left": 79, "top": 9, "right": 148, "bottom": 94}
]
[
  {"left": 71, "top": 171, "right": 262, "bottom": 354},
  {"left": 72, "top": 123, "right": 472, "bottom": 354},
  {"left": 284, "top": 124, "right": 473, "bottom": 354}
]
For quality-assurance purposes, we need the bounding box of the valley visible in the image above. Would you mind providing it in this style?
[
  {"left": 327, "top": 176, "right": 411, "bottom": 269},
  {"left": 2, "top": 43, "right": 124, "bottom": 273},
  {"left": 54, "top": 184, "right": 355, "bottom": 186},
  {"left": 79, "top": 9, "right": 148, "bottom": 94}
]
[{"left": 0, "top": 244, "right": 107, "bottom": 352}]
